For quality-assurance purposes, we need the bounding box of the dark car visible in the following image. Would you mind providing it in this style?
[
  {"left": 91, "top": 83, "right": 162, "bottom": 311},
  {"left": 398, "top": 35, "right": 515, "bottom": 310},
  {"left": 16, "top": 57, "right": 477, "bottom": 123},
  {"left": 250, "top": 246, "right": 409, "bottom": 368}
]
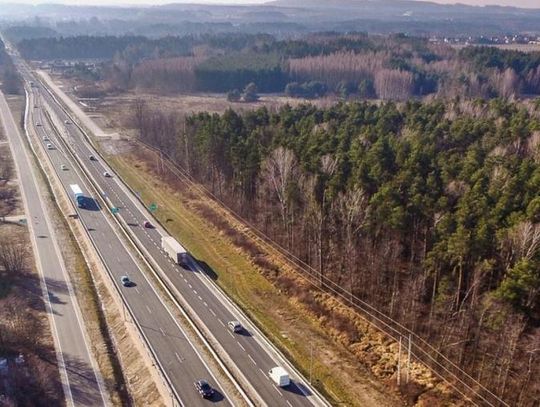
[
  {"left": 120, "top": 275, "right": 131, "bottom": 287},
  {"left": 194, "top": 379, "right": 214, "bottom": 398}
]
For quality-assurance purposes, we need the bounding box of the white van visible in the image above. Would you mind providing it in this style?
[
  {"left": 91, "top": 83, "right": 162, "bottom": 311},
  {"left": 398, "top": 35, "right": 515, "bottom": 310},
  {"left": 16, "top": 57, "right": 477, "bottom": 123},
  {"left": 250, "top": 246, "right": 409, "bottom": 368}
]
[
  {"left": 46, "top": 143, "right": 53, "bottom": 150},
  {"left": 268, "top": 366, "right": 290, "bottom": 387}
]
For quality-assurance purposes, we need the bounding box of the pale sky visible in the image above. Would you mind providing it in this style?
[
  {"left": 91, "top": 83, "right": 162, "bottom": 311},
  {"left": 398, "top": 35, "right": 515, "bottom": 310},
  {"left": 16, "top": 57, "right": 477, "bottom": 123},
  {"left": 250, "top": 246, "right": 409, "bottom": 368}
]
[{"left": 0, "top": 0, "right": 538, "bottom": 9}]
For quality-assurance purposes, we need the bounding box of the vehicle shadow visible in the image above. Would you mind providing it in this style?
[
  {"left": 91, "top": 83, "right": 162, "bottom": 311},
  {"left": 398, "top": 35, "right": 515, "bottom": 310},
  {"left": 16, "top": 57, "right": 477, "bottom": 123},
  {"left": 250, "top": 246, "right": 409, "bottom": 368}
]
[
  {"left": 208, "top": 390, "right": 225, "bottom": 403},
  {"left": 237, "top": 328, "right": 253, "bottom": 338},
  {"left": 82, "top": 197, "right": 101, "bottom": 212},
  {"left": 284, "top": 381, "right": 312, "bottom": 397},
  {"left": 195, "top": 260, "right": 218, "bottom": 281}
]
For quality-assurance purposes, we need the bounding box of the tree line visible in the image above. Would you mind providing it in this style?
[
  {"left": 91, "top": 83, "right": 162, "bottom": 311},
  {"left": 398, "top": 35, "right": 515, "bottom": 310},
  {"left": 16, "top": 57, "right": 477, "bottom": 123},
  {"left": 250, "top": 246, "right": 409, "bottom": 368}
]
[
  {"left": 14, "top": 32, "right": 540, "bottom": 101},
  {"left": 133, "top": 97, "right": 540, "bottom": 405}
]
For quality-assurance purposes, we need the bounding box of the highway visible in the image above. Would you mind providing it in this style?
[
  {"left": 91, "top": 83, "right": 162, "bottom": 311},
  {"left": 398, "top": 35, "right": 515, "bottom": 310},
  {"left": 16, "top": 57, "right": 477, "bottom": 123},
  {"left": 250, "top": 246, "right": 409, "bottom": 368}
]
[
  {"left": 23, "top": 61, "right": 329, "bottom": 407},
  {"left": 0, "top": 90, "right": 108, "bottom": 406},
  {"left": 18, "top": 68, "right": 235, "bottom": 406}
]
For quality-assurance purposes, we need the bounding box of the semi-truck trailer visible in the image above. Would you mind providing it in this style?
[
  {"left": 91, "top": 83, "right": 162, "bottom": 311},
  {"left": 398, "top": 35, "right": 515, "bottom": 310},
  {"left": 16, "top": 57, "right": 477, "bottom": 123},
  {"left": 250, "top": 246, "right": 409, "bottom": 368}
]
[
  {"left": 69, "top": 184, "right": 85, "bottom": 208},
  {"left": 161, "top": 236, "right": 188, "bottom": 265}
]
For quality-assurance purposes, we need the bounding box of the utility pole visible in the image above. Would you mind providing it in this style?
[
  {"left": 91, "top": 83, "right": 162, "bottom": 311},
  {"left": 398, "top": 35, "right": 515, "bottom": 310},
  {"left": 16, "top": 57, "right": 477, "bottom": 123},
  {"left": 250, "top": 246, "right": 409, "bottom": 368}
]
[
  {"left": 406, "top": 334, "right": 412, "bottom": 384},
  {"left": 397, "top": 336, "right": 402, "bottom": 387},
  {"left": 309, "top": 341, "right": 313, "bottom": 384}
]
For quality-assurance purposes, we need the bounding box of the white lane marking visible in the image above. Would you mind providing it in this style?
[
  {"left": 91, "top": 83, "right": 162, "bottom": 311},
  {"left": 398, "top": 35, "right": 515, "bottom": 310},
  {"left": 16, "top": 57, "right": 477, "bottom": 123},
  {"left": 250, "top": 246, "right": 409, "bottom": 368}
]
[
  {"left": 188, "top": 284, "right": 192, "bottom": 289},
  {"left": 193, "top": 290, "right": 197, "bottom": 295},
  {"left": 135, "top": 287, "right": 140, "bottom": 294},
  {"left": 286, "top": 401, "right": 293, "bottom": 407},
  {"left": 197, "top": 296, "right": 202, "bottom": 301},
  {"left": 159, "top": 327, "right": 165, "bottom": 337},
  {"left": 228, "top": 331, "right": 234, "bottom": 338},
  {"left": 175, "top": 352, "right": 182, "bottom": 363},
  {"left": 145, "top": 305, "right": 152, "bottom": 314},
  {"left": 203, "top": 302, "right": 208, "bottom": 307},
  {"left": 238, "top": 342, "right": 246, "bottom": 352},
  {"left": 248, "top": 354, "right": 256, "bottom": 366},
  {"left": 183, "top": 278, "right": 187, "bottom": 282},
  {"left": 259, "top": 368, "right": 265, "bottom": 376},
  {"left": 209, "top": 309, "right": 216, "bottom": 317},
  {"left": 218, "top": 319, "right": 225, "bottom": 327},
  {"left": 272, "top": 385, "right": 282, "bottom": 396}
]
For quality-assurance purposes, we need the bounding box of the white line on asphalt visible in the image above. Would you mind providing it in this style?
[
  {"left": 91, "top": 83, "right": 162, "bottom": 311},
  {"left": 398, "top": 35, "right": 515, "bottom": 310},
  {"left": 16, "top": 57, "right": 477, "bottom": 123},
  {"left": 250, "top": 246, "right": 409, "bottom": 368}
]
[
  {"left": 218, "top": 319, "right": 225, "bottom": 327},
  {"left": 175, "top": 352, "right": 182, "bottom": 363},
  {"left": 188, "top": 284, "right": 192, "bottom": 289},
  {"left": 135, "top": 288, "right": 140, "bottom": 294},
  {"left": 239, "top": 342, "right": 246, "bottom": 352},
  {"left": 209, "top": 309, "right": 216, "bottom": 317},
  {"left": 259, "top": 368, "right": 265, "bottom": 376},
  {"left": 272, "top": 385, "right": 282, "bottom": 396},
  {"left": 146, "top": 305, "right": 152, "bottom": 314},
  {"left": 248, "top": 354, "right": 257, "bottom": 366},
  {"left": 159, "top": 327, "right": 165, "bottom": 337},
  {"left": 286, "top": 401, "right": 293, "bottom": 407},
  {"left": 203, "top": 302, "right": 208, "bottom": 307}
]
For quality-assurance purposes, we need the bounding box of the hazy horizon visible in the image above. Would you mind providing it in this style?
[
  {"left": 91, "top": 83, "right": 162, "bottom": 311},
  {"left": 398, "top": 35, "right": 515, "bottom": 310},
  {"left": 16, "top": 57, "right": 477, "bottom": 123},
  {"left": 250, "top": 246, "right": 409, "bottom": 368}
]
[{"left": 0, "top": 0, "right": 538, "bottom": 9}]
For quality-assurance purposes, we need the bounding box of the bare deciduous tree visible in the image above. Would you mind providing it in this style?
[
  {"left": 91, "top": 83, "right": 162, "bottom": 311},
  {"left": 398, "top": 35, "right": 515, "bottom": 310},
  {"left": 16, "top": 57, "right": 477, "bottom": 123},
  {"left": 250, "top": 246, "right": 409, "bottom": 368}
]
[
  {"left": 0, "top": 240, "right": 26, "bottom": 277},
  {"left": 262, "top": 147, "right": 297, "bottom": 243}
]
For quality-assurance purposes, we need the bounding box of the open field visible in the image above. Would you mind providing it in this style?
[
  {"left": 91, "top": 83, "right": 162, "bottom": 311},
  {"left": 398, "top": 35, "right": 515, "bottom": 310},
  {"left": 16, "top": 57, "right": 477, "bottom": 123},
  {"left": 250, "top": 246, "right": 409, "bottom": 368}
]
[{"left": 452, "top": 43, "right": 540, "bottom": 52}]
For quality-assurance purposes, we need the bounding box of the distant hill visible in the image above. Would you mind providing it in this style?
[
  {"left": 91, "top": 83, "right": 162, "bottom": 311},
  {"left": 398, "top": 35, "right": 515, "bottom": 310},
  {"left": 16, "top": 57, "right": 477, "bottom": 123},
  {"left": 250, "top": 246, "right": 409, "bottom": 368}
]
[{"left": 0, "top": 0, "right": 539, "bottom": 37}]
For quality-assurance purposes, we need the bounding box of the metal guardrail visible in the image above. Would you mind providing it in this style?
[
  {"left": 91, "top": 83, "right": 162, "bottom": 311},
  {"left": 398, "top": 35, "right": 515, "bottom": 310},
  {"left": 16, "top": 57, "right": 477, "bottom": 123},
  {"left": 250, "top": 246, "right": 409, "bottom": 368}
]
[
  {"left": 24, "top": 88, "right": 183, "bottom": 406},
  {"left": 36, "top": 82, "right": 255, "bottom": 407}
]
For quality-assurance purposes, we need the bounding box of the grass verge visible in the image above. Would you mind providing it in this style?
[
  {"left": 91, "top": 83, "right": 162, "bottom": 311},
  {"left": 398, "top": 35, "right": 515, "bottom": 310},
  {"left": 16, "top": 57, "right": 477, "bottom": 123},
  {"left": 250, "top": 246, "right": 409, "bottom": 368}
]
[{"left": 106, "top": 152, "right": 398, "bottom": 407}]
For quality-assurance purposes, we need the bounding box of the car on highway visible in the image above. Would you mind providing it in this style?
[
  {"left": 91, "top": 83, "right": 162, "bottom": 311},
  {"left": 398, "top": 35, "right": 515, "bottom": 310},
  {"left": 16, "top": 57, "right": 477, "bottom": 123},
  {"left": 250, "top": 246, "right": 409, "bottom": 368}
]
[
  {"left": 64, "top": 120, "right": 70, "bottom": 124},
  {"left": 143, "top": 220, "right": 153, "bottom": 228},
  {"left": 103, "top": 171, "right": 111, "bottom": 177},
  {"left": 60, "top": 164, "right": 67, "bottom": 171},
  {"left": 228, "top": 321, "right": 243, "bottom": 333},
  {"left": 194, "top": 379, "right": 214, "bottom": 398},
  {"left": 36, "top": 122, "right": 41, "bottom": 126},
  {"left": 89, "top": 155, "right": 96, "bottom": 161},
  {"left": 46, "top": 143, "right": 54, "bottom": 150},
  {"left": 120, "top": 276, "right": 131, "bottom": 287},
  {"left": 34, "top": 105, "right": 38, "bottom": 108},
  {"left": 42, "top": 136, "right": 49, "bottom": 141}
]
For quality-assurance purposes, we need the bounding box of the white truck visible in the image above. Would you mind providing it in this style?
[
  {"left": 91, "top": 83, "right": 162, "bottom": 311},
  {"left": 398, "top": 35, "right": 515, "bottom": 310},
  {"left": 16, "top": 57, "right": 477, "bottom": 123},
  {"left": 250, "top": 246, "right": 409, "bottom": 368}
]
[
  {"left": 161, "top": 236, "right": 188, "bottom": 266},
  {"left": 268, "top": 366, "right": 290, "bottom": 387},
  {"left": 69, "top": 184, "right": 85, "bottom": 208}
]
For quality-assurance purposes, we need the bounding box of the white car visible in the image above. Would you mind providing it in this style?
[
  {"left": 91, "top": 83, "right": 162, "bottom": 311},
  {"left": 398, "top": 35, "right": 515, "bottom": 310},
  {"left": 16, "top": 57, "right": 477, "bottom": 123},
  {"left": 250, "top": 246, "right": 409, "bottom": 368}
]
[
  {"left": 46, "top": 143, "right": 54, "bottom": 150},
  {"left": 42, "top": 136, "right": 49, "bottom": 141},
  {"left": 64, "top": 120, "right": 70, "bottom": 124},
  {"left": 103, "top": 171, "right": 111, "bottom": 178},
  {"left": 60, "top": 164, "right": 67, "bottom": 171},
  {"left": 35, "top": 122, "right": 41, "bottom": 126}
]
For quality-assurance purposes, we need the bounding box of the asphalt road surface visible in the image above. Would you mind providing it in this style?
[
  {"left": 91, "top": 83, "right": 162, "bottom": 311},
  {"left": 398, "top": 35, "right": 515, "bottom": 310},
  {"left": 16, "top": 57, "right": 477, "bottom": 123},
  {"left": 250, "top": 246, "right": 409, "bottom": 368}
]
[
  {"left": 21, "top": 77, "right": 235, "bottom": 406},
  {"left": 0, "top": 90, "right": 108, "bottom": 406},
  {"left": 29, "top": 65, "right": 328, "bottom": 407}
]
